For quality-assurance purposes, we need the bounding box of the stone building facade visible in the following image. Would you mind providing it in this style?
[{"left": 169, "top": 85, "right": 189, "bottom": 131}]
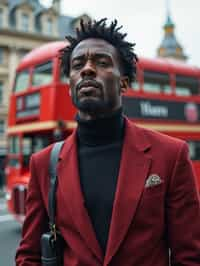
[{"left": 0, "top": 0, "right": 90, "bottom": 164}]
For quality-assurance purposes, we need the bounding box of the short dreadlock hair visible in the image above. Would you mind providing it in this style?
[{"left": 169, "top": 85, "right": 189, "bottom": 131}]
[{"left": 60, "top": 18, "right": 138, "bottom": 83}]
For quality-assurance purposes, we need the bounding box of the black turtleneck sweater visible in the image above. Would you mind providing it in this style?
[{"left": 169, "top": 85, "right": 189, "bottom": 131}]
[{"left": 76, "top": 109, "right": 124, "bottom": 254}]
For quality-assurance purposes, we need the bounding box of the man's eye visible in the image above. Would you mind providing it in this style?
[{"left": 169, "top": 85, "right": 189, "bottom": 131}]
[
  {"left": 97, "top": 60, "right": 109, "bottom": 67},
  {"left": 72, "top": 62, "right": 83, "bottom": 69}
]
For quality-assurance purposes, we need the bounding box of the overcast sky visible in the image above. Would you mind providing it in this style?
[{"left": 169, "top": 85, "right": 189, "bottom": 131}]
[{"left": 42, "top": 0, "right": 200, "bottom": 66}]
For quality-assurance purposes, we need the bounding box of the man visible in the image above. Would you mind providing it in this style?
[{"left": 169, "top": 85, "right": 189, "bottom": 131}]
[{"left": 16, "top": 18, "right": 200, "bottom": 265}]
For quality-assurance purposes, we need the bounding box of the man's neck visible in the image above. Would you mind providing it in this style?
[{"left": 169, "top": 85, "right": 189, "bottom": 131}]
[
  {"left": 76, "top": 107, "right": 124, "bottom": 146},
  {"left": 78, "top": 106, "right": 121, "bottom": 121}
]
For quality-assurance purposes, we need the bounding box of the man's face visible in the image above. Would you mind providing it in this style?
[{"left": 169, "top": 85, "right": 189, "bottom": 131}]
[{"left": 69, "top": 38, "right": 124, "bottom": 118}]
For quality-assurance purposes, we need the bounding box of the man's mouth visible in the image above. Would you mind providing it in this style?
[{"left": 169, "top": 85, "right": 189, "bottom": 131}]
[{"left": 78, "top": 80, "right": 102, "bottom": 97}]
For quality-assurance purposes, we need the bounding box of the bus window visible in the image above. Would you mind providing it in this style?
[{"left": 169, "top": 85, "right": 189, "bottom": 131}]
[
  {"left": 24, "top": 92, "right": 40, "bottom": 109},
  {"left": 131, "top": 81, "right": 140, "bottom": 91},
  {"left": 188, "top": 141, "right": 200, "bottom": 161},
  {"left": 143, "top": 71, "right": 171, "bottom": 94},
  {"left": 8, "top": 158, "right": 20, "bottom": 167},
  {"left": 9, "top": 136, "right": 20, "bottom": 154},
  {"left": 131, "top": 74, "right": 140, "bottom": 91},
  {"left": 22, "top": 135, "right": 50, "bottom": 167},
  {"left": 14, "top": 70, "right": 29, "bottom": 92},
  {"left": 32, "top": 61, "right": 52, "bottom": 87},
  {"left": 175, "top": 75, "right": 199, "bottom": 96},
  {"left": 8, "top": 136, "right": 20, "bottom": 167},
  {"left": 32, "top": 137, "right": 49, "bottom": 153}
]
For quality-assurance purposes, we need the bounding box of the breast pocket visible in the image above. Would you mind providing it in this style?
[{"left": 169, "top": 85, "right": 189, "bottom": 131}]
[
  {"left": 135, "top": 182, "right": 165, "bottom": 227},
  {"left": 142, "top": 183, "right": 165, "bottom": 198}
]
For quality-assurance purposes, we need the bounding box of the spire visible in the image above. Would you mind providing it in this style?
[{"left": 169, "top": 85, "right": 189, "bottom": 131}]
[
  {"left": 166, "top": 0, "right": 170, "bottom": 18},
  {"left": 164, "top": 15, "right": 174, "bottom": 29},
  {"left": 157, "top": 0, "right": 187, "bottom": 61},
  {"left": 164, "top": 0, "right": 174, "bottom": 31}
]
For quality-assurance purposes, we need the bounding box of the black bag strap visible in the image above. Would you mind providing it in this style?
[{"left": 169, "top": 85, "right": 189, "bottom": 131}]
[{"left": 48, "top": 141, "right": 64, "bottom": 230}]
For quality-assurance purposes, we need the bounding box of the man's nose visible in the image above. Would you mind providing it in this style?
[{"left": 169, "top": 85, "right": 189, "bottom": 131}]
[{"left": 81, "top": 61, "right": 96, "bottom": 78}]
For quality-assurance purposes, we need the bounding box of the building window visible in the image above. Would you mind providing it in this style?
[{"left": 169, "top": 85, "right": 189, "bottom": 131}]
[
  {"left": 46, "top": 18, "right": 53, "bottom": 34},
  {"left": 0, "top": 120, "right": 5, "bottom": 135},
  {"left": 19, "top": 49, "right": 29, "bottom": 60},
  {"left": 0, "top": 48, "right": 3, "bottom": 64},
  {"left": 21, "top": 13, "right": 29, "bottom": 32},
  {"left": 0, "top": 82, "right": 3, "bottom": 104},
  {"left": 0, "top": 8, "right": 3, "bottom": 28}
]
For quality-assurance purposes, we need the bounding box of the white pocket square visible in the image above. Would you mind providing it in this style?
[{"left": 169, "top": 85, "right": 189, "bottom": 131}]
[{"left": 145, "top": 174, "right": 163, "bottom": 188}]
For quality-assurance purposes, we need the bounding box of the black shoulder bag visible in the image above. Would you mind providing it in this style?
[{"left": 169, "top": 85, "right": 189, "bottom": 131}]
[{"left": 41, "top": 141, "right": 65, "bottom": 266}]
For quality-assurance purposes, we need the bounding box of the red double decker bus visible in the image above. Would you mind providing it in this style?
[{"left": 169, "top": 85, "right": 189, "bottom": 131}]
[{"left": 6, "top": 41, "right": 200, "bottom": 222}]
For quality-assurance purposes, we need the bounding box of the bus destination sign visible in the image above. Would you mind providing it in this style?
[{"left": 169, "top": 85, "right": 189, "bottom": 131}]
[{"left": 122, "top": 96, "right": 200, "bottom": 123}]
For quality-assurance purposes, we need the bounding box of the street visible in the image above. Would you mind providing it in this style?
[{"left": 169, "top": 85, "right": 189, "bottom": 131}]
[{"left": 0, "top": 197, "right": 21, "bottom": 266}]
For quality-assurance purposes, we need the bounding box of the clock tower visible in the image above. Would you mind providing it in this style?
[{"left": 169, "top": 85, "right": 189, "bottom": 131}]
[{"left": 157, "top": 0, "right": 187, "bottom": 61}]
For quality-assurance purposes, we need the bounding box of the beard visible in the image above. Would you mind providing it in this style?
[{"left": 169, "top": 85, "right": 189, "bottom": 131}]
[{"left": 72, "top": 95, "right": 112, "bottom": 115}]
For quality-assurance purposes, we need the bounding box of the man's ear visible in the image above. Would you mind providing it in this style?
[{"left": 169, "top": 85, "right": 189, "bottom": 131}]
[{"left": 120, "top": 76, "right": 129, "bottom": 93}]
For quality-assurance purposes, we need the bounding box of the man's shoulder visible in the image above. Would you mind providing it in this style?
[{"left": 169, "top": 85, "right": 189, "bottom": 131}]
[
  {"left": 140, "top": 125, "right": 184, "bottom": 146},
  {"left": 32, "top": 143, "right": 54, "bottom": 162},
  {"left": 126, "top": 118, "right": 186, "bottom": 149},
  {"left": 32, "top": 133, "right": 75, "bottom": 162}
]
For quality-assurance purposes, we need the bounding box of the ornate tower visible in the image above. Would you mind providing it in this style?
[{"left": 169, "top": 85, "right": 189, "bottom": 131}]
[{"left": 157, "top": 0, "right": 187, "bottom": 61}]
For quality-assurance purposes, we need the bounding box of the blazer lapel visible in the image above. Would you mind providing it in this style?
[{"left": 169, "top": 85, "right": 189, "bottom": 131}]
[
  {"left": 104, "top": 119, "right": 152, "bottom": 265},
  {"left": 57, "top": 131, "right": 103, "bottom": 262}
]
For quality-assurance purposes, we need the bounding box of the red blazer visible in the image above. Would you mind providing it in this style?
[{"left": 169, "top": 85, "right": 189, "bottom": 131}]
[{"left": 16, "top": 118, "right": 200, "bottom": 266}]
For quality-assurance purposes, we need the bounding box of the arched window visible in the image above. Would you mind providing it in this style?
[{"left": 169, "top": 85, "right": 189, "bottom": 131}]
[
  {"left": 0, "top": 47, "right": 3, "bottom": 64},
  {"left": 46, "top": 17, "right": 53, "bottom": 34},
  {"left": 0, "top": 8, "right": 3, "bottom": 28},
  {"left": 0, "top": 81, "right": 3, "bottom": 104},
  {"left": 21, "top": 13, "right": 29, "bottom": 32}
]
